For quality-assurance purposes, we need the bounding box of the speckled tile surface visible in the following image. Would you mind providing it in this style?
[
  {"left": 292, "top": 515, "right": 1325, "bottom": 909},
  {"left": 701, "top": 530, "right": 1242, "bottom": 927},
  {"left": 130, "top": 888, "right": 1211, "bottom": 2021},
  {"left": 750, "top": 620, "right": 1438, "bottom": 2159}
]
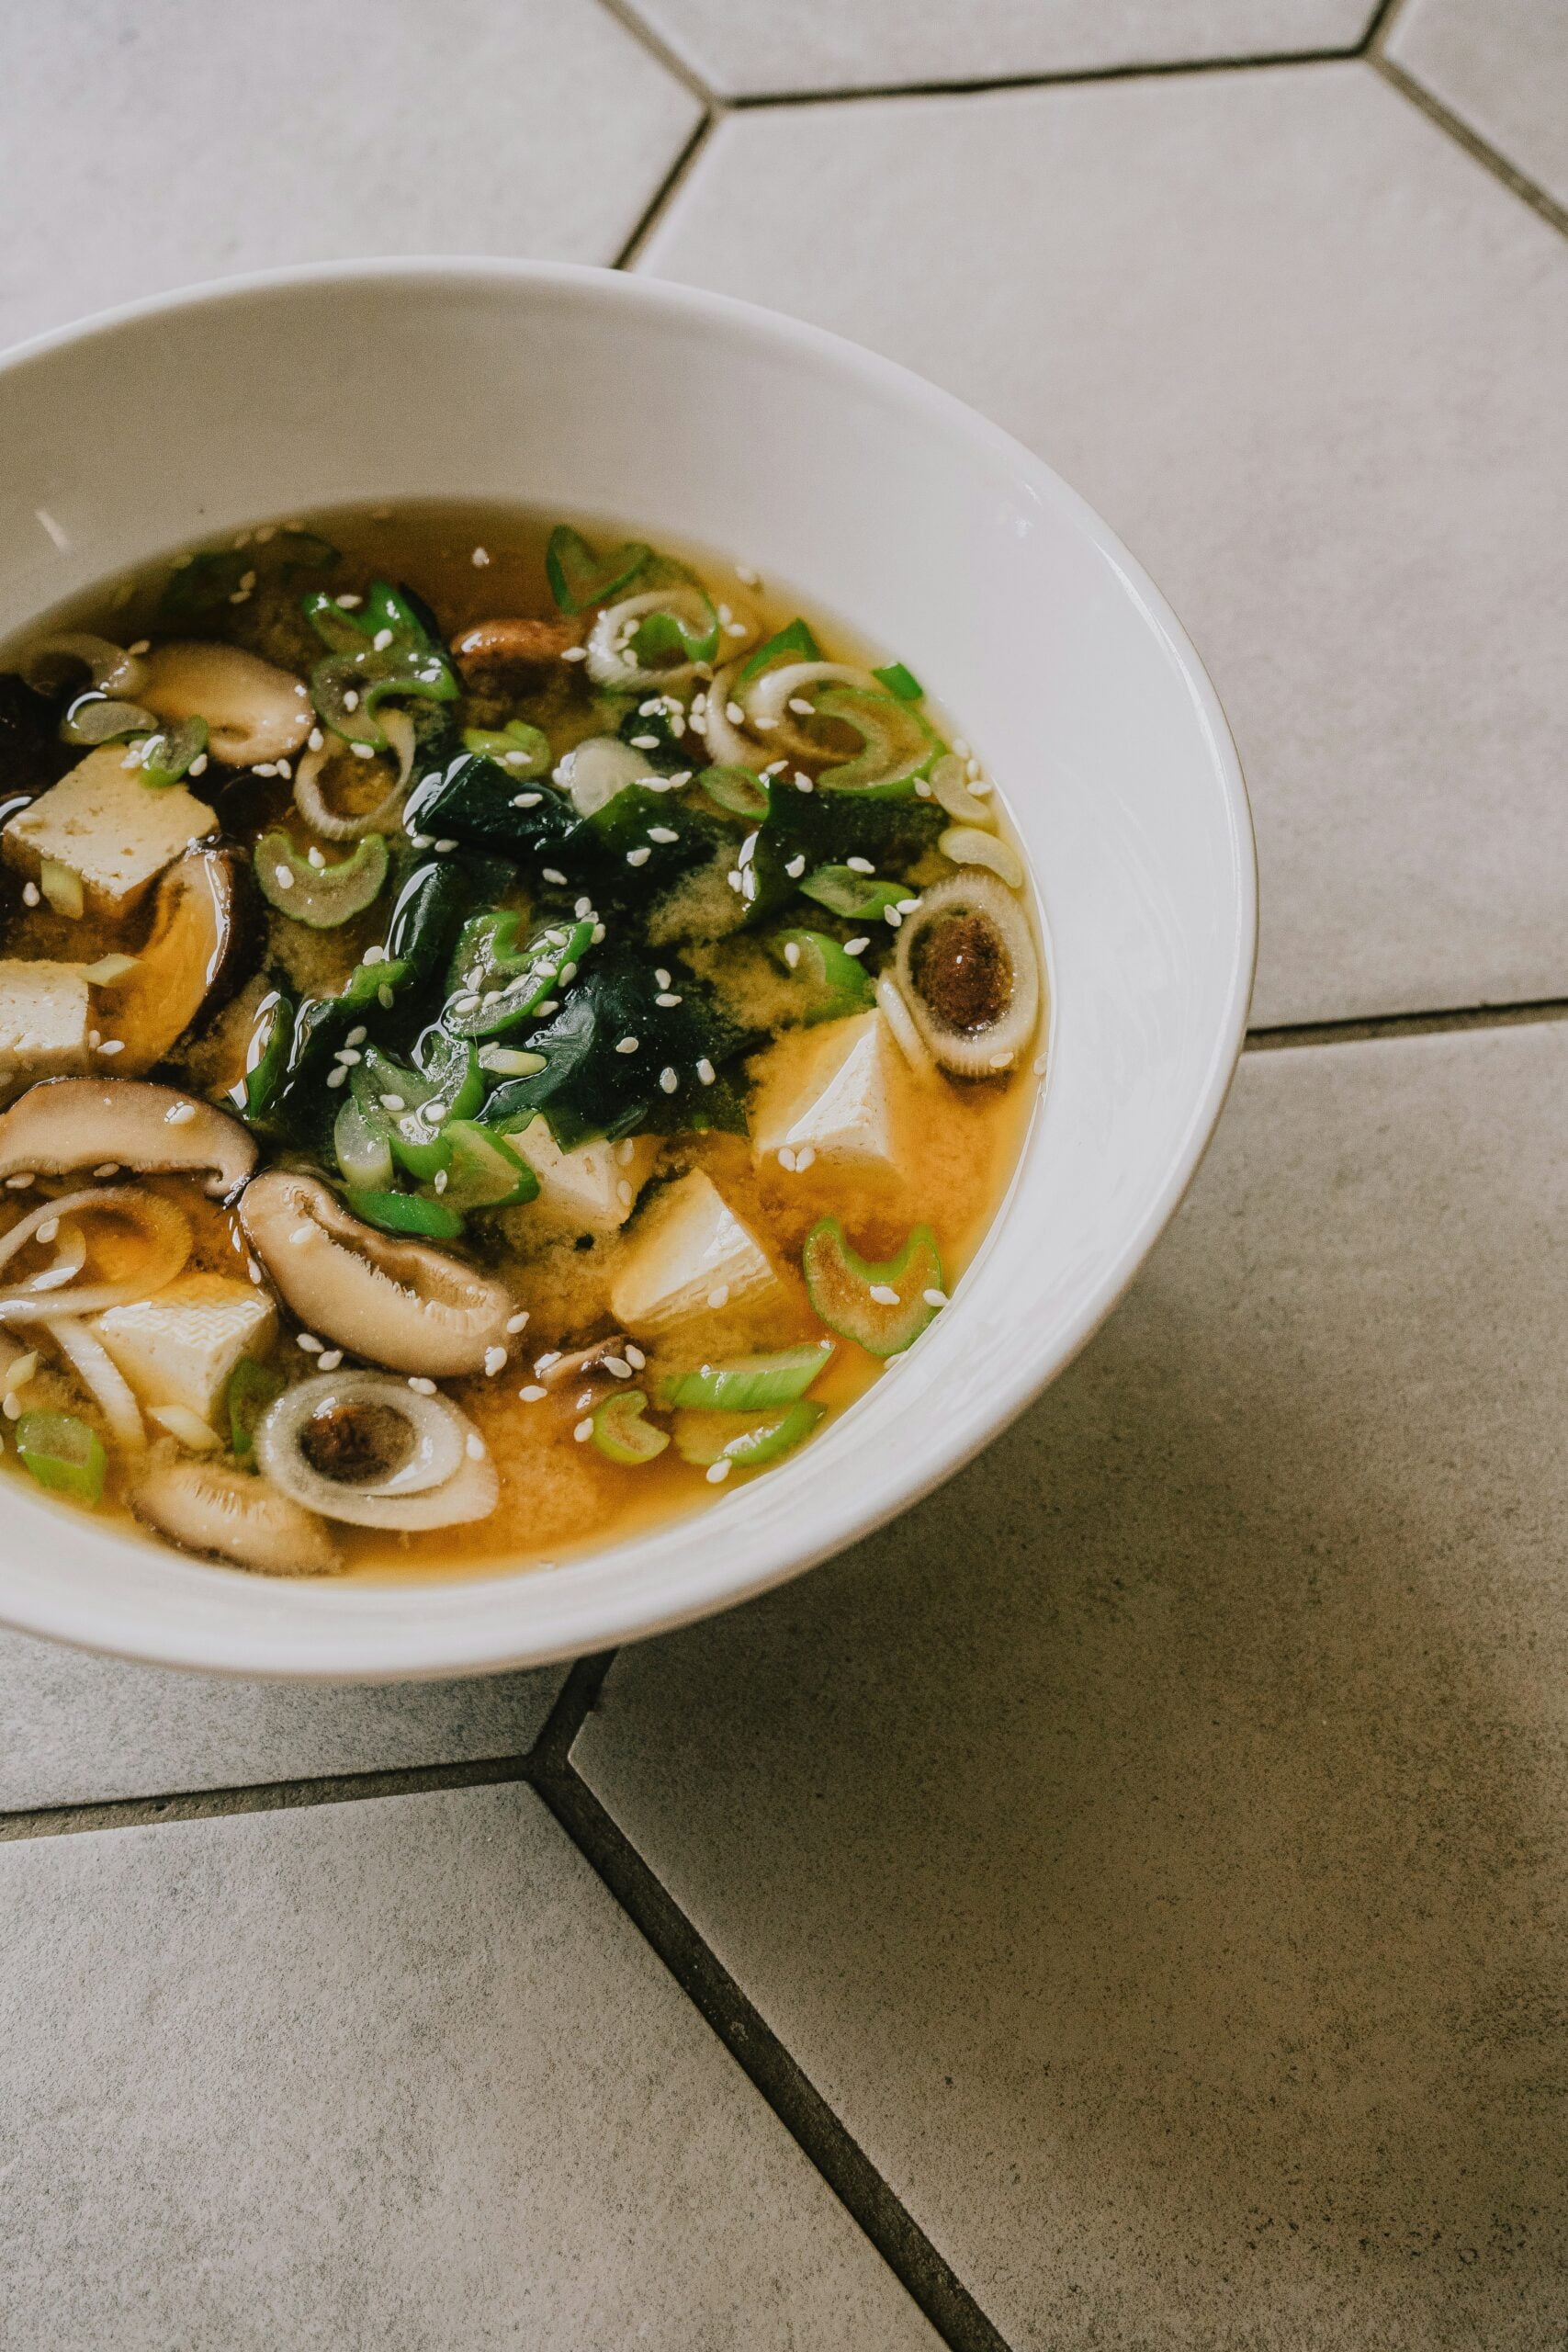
[
  {"left": 638, "top": 64, "right": 1568, "bottom": 1028},
  {"left": 1388, "top": 0, "right": 1568, "bottom": 212},
  {"left": 579, "top": 1024, "right": 1568, "bottom": 2348},
  {"left": 0, "top": 0, "right": 700, "bottom": 349},
  {"left": 626, "top": 0, "right": 1377, "bottom": 96},
  {"left": 0, "top": 1784, "right": 940, "bottom": 2352}
]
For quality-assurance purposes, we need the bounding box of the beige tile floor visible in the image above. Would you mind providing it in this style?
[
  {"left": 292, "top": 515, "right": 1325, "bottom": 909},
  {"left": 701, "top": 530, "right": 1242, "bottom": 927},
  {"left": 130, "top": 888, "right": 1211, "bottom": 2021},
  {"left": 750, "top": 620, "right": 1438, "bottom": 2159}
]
[{"left": 4, "top": 5, "right": 1566, "bottom": 2346}]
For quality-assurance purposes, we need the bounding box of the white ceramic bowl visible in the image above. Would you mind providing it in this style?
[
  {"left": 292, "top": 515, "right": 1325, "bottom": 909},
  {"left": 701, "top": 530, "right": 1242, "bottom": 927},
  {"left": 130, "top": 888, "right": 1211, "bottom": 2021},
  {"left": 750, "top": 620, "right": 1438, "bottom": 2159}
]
[{"left": 0, "top": 259, "right": 1254, "bottom": 1680}]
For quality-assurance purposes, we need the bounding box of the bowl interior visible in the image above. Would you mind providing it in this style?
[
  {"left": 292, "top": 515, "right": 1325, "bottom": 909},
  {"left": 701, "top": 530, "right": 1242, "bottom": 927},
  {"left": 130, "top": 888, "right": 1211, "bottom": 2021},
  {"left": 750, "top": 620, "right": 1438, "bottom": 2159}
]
[{"left": 0, "top": 261, "right": 1253, "bottom": 1678}]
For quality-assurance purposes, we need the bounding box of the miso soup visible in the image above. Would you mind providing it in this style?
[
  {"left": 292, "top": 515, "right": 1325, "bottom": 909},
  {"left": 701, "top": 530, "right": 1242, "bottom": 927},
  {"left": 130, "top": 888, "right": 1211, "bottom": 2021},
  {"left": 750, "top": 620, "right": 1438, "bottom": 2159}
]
[{"left": 0, "top": 506, "right": 1042, "bottom": 1581}]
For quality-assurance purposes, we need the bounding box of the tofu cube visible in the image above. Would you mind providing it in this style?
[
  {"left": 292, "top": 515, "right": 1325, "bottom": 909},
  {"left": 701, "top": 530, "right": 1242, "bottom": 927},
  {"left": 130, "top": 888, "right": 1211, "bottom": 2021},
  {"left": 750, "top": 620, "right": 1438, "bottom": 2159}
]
[
  {"left": 0, "top": 959, "right": 93, "bottom": 1080},
  {"left": 3, "top": 747, "right": 215, "bottom": 919},
  {"left": 610, "top": 1170, "right": 783, "bottom": 1335},
  {"left": 89, "top": 1274, "right": 277, "bottom": 1425},
  {"left": 505, "top": 1117, "right": 660, "bottom": 1237},
  {"left": 750, "top": 1011, "right": 909, "bottom": 1177}
]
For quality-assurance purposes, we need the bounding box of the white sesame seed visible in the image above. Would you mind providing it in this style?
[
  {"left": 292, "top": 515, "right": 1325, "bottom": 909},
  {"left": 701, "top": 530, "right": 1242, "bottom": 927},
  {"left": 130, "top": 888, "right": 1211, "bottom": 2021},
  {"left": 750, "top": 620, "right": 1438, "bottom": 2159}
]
[
  {"left": 843, "top": 938, "right": 869, "bottom": 956},
  {"left": 561, "top": 645, "right": 588, "bottom": 662},
  {"left": 378, "top": 1093, "right": 405, "bottom": 1112},
  {"left": 471, "top": 546, "right": 491, "bottom": 567},
  {"left": 4, "top": 1174, "right": 32, "bottom": 1189},
  {"left": 164, "top": 1102, "right": 197, "bottom": 1126},
  {"left": 794, "top": 774, "right": 814, "bottom": 794},
  {"left": 483, "top": 1346, "right": 507, "bottom": 1376},
  {"left": 965, "top": 756, "right": 983, "bottom": 781},
  {"left": 342, "top": 690, "right": 359, "bottom": 713},
  {"left": 410, "top": 833, "right": 434, "bottom": 851},
  {"left": 724, "top": 622, "right": 748, "bottom": 638},
  {"left": 512, "top": 792, "right": 542, "bottom": 808},
  {"left": 307, "top": 845, "right": 326, "bottom": 869},
  {"left": 94, "top": 1163, "right": 119, "bottom": 1179},
  {"left": 577, "top": 899, "right": 595, "bottom": 920},
  {"left": 784, "top": 855, "right": 806, "bottom": 879},
  {"left": 408, "top": 1376, "right": 437, "bottom": 1395},
  {"left": 128, "top": 639, "right": 151, "bottom": 656},
  {"left": 228, "top": 588, "right": 251, "bottom": 605},
  {"left": 884, "top": 907, "right": 903, "bottom": 927},
  {"left": 659, "top": 1068, "right": 679, "bottom": 1094},
  {"left": 846, "top": 855, "right": 875, "bottom": 874},
  {"left": 778, "top": 1146, "right": 797, "bottom": 1171},
  {"left": 988, "top": 1050, "right": 1014, "bottom": 1069},
  {"left": 345, "top": 1024, "right": 367, "bottom": 1046},
  {"left": 317, "top": 1349, "right": 344, "bottom": 1371},
  {"left": 953, "top": 738, "right": 971, "bottom": 757},
  {"left": 535, "top": 1351, "right": 562, "bottom": 1374},
  {"left": 706, "top": 1284, "right": 730, "bottom": 1309},
  {"left": 897, "top": 898, "right": 920, "bottom": 913},
  {"left": 2, "top": 1396, "right": 17, "bottom": 1421},
  {"left": 726, "top": 701, "right": 745, "bottom": 725},
  {"left": 727, "top": 871, "right": 744, "bottom": 891},
  {"left": 519, "top": 1384, "right": 547, "bottom": 1402},
  {"left": 542, "top": 867, "right": 567, "bottom": 886},
  {"left": 289, "top": 1225, "right": 315, "bottom": 1248},
  {"left": 362, "top": 944, "right": 386, "bottom": 964},
  {"left": 705, "top": 1459, "right": 732, "bottom": 1483},
  {"left": 35, "top": 1218, "right": 58, "bottom": 1244},
  {"left": 574, "top": 1418, "right": 592, "bottom": 1442},
  {"left": 923, "top": 1288, "right": 949, "bottom": 1307},
  {"left": 352, "top": 741, "right": 376, "bottom": 759},
  {"left": 433, "top": 1170, "right": 448, "bottom": 1193},
  {"left": 326, "top": 1065, "right": 348, "bottom": 1088},
  {"left": 648, "top": 827, "right": 678, "bottom": 844},
  {"left": 615, "top": 1035, "right": 639, "bottom": 1055},
  {"left": 969, "top": 778, "right": 993, "bottom": 797},
  {"left": 625, "top": 1344, "right": 647, "bottom": 1371},
  {"left": 558, "top": 962, "right": 578, "bottom": 984},
  {"left": 87, "top": 1032, "right": 101, "bottom": 1050},
  {"left": 735, "top": 564, "right": 760, "bottom": 585},
  {"left": 505, "top": 1309, "right": 529, "bottom": 1334},
  {"left": 592, "top": 923, "right": 606, "bottom": 944},
  {"left": 298, "top": 1331, "right": 322, "bottom": 1351},
  {"left": 783, "top": 941, "right": 801, "bottom": 969},
  {"left": 626, "top": 847, "right": 651, "bottom": 866},
  {"left": 870, "top": 1284, "right": 901, "bottom": 1306},
  {"left": 617, "top": 1180, "right": 634, "bottom": 1208},
  {"left": 371, "top": 628, "right": 395, "bottom": 651},
  {"left": 233, "top": 531, "right": 252, "bottom": 548},
  {"left": 654, "top": 991, "right": 682, "bottom": 1009},
  {"left": 434, "top": 837, "right": 457, "bottom": 854},
  {"left": 761, "top": 759, "right": 787, "bottom": 776},
  {"left": 98, "top": 1038, "right": 125, "bottom": 1055},
  {"left": 788, "top": 696, "right": 814, "bottom": 716},
  {"left": 696, "top": 1057, "right": 716, "bottom": 1086},
  {"left": 794, "top": 1145, "right": 816, "bottom": 1170},
  {"left": 630, "top": 734, "right": 660, "bottom": 750},
  {"left": 378, "top": 986, "right": 394, "bottom": 1008},
  {"left": 915, "top": 778, "right": 933, "bottom": 797},
  {"left": 272, "top": 865, "right": 295, "bottom": 889}
]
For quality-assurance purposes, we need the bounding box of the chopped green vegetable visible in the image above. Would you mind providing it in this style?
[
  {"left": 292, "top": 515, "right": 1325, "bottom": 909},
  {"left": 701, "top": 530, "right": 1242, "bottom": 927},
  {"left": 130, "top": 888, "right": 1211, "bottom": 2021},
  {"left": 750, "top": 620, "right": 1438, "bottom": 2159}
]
[
  {"left": 661, "top": 1340, "right": 833, "bottom": 1412},
  {"left": 339, "top": 1030, "right": 482, "bottom": 1182},
  {"left": 799, "top": 865, "right": 908, "bottom": 922},
  {"left": 402, "top": 750, "right": 580, "bottom": 865},
  {"left": 547, "top": 526, "right": 651, "bottom": 614},
  {"left": 697, "top": 765, "right": 771, "bottom": 821},
  {"left": 461, "top": 720, "right": 549, "bottom": 776},
  {"left": 132, "top": 716, "right": 209, "bottom": 789},
  {"left": 812, "top": 684, "right": 942, "bottom": 797},
  {"left": 592, "top": 1390, "right": 670, "bottom": 1465},
  {"left": 344, "top": 1187, "right": 465, "bottom": 1241},
  {"left": 444, "top": 910, "right": 594, "bottom": 1039},
  {"left": 227, "top": 1357, "right": 284, "bottom": 1460},
  {"left": 801, "top": 1220, "right": 944, "bottom": 1357},
  {"left": 422, "top": 1119, "right": 537, "bottom": 1213},
  {"left": 62, "top": 694, "right": 155, "bottom": 747},
  {"left": 872, "top": 662, "right": 923, "bottom": 703},
  {"left": 739, "top": 617, "right": 821, "bottom": 685},
  {"left": 254, "top": 830, "right": 389, "bottom": 926},
  {"left": 304, "top": 578, "right": 459, "bottom": 751},
  {"left": 231, "top": 985, "right": 294, "bottom": 1125},
  {"left": 161, "top": 547, "right": 250, "bottom": 616},
  {"left": 672, "top": 1400, "right": 825, "bottom": 1470},
  {"left": 627, "top": 582, "right": 719, "bottom": 667},
  {"left": 17, "top": 1410, "right": 106, "bottom": 1503},
  {"left": 773, "top": 930, "right": 875, "bottom": 1023}
]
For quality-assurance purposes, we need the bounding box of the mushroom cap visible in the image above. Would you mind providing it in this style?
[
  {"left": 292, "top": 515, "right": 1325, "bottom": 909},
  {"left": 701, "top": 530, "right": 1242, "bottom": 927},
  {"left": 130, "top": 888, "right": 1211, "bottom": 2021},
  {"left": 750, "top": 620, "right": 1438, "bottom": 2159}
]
[
  {"left": 0, "top": 1079, "right": 257, "bottom": 1198},
  {"left": 98, "top": 847, "right": 258, "bottom": 1075},
  {"left": 132, "top": 1456, "right": 340, "bottom": 1576},
  {"left": 452, "top": 616, "right": 581, "bottom": 686},
  {"left": 238, "top": 1171, "right": 516, "bottom": 1376},
  {"left": 141, "top": 641, "right": 312, "bottom": 767}
]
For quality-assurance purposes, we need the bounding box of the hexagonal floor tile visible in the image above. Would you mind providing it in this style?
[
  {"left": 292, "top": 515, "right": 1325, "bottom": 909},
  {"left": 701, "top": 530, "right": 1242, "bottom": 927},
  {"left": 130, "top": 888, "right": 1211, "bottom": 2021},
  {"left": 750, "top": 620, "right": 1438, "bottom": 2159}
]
[
  {"left": 1387, "top": 0, "right": 1568, "bottom": 213},
  {"left": 638, "top": 64, "right": 1568, "bottom": 1026}
]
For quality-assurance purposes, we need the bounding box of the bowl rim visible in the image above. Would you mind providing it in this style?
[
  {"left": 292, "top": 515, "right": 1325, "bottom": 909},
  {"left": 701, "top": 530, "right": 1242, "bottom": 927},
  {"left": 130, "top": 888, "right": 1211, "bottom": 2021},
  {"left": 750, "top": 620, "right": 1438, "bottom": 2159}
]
[{"left": 0, "top": 255, "right": 1257, "bottom": 1679}]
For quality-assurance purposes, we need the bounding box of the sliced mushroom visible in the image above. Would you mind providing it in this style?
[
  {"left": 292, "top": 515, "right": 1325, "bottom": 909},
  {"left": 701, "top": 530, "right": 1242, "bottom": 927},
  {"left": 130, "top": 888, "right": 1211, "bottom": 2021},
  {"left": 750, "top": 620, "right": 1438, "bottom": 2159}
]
[
  {"left": 239, "top": 1172, "right": 515, "bottom": 1375},
  {"left": 132, "top": 1456, "right": 341, "bottom": 1575},
  {"left": 96, "top": 848, "right": 257, "bottom": 1074},
  {"left": 0, "top": 1080, "right": 257, "bottom": 1198},
  {"left": 254, "top": 1370, "right": 498, "bottom": 1530},
  {"left": 892, "top": 871, "right": 1041, "bottom": 1077},
  {"left": 537, "top": 1332, "right": 637, "bottom": 1391},
  {"left": 452, "top": 616, "right": 582, "bottom": 687},
  {"left": 140, "top": 642, "right": 312, "bottom": 767}
]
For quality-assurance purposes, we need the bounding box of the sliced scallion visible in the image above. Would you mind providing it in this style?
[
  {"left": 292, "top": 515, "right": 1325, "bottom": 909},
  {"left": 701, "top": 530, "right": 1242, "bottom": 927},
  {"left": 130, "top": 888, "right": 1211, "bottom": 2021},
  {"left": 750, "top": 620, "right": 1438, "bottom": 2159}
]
[
  {"left": 17, "top": 1409, "right": 106, "bottom": 1503},
  {"left": 133, "top": 716, "right": 209, "bottom": 789},
  {"left": 254, "top": 830, "right": 389, "bottom": 928},
  {"left": 661, "top": 1340, "right": 833, "bottom": 1412},
  {"left": 801, "top": 1220, "right": 944, "bottom": 1357},
  {"left": 344, "top": 1187, "right": 465, "bottom": 1242},
  {"left": 873, "top": 662, "right": 923, "bottom": 702},
  {"left": 799, "top": 865, "right": 907, "bottom": 922},
  {"left": 227, "top": 1357, "right": 285, "bottom": 1460},
  {"left": 461, "top": 720, "right": 550, "bottom": 776},
  {"left": 671, "top": 1400, "right": 825, "bottom": 1471},
  {"left": 547, "top": 526, "right": 651, "bottom": 614},
  {"left": 592, "top": 1390, "right": 670, "bottom": 1465},
  {"left": 773, "top": 930, "right": 875, "bottom": 1024}
]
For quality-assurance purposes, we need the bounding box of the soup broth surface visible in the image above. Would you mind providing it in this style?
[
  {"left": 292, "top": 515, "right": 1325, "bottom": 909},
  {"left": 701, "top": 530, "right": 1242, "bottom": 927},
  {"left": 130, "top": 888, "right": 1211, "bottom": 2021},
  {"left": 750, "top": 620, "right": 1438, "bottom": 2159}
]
[{"left": 0, "top": 505, "right": 1041, "bottom": 1581}]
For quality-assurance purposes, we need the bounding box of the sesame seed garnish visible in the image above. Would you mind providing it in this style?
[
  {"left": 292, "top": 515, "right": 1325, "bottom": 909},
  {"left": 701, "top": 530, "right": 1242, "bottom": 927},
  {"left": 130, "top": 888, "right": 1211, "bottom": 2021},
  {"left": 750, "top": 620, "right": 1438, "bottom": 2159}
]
[
  {"left": 542, "top": 867, "right": 567, "bottom": 886},
  {"left": 378, "top": 986, "right": 394, "bottom": 1008},
  {"left": 465, "top": 1432, "right": 488, "bottom": 1462},
  {"left": 952, "top": 738, "right": 970, "bottom": 757},
  {"left": 794, "top": 1145, "right": 816, "bottom": 1171},
  {"left": 648, "top": 827, "right": 678, "bottom": 844},
  {"left": 483, "top": 1346, "right": 507, "bottom": 1376},
  {"left": 372, "top": 628, "right": 394, "bottom": 651},
  {"left": 654, "top": 991, "right": 682, "bottom": 1008},
  {"left": 783, "top": 942, "right": 801, "bottom": 969},
  {"left": 433, "top": 1170, "right": 448, "bottom": 1193},
  {"left": 617, "top": 1180, "right": 634, "bottom": 1208},
  {"left": 659, "top": 1067, "right": 679, "bottom": 1094},
  {"left": 846, "top": 855, "right": 874, "bottom": 874},
  {"left": 705, "top": 1459, "right": 732, "bottom": 1483},
  {"left": 519, "top": 1385, "right": 547, "bottom": 1402},
  {"left": 512, "top": 792, "right": 542, "bottom": 808},
  {"left": 362, "top": 944, "right": 386, "bottom": 964},
  {"left": 884, "top": 907, "right": 903, "bottom": 927},
  {"left": 326, "top": 1066, "right": 348, "bottom": 1088},
  {"left": 625, "top": 1344, "right": 647, "bottom": 1371},
  {"left": 706, "top": 1284, "right": 730, "bottom": 1309},
  {"left": 630, "top": 734, "right": 659, "bottom": 750},
  {"left": 272, "top": 865, "right": 294, "bottom": 889},
  {"left": 592, "top": 923, "right": 606, "bottom": 944},
  {"left": 779, "top": 1146, "right": 796, "bottom": 1171},
  {"left": 505, "top": 1310, "right": 529, "bottom": 1334},
  {"left": 289, "top": 1225, "right": 315, "bottom": 1247},
  {"left": 696, "top": 1057, "right": 716, "bottom": 1085},
  {"left": 164, "top": 1102, "right": 197, "bottom": 1126},
  {"left": 345, "top": 1024, "right": 367, "bottom": 1046},
  {"left": 726, "top": 701, "right": 745, "bottom": 725},
  {"left": 98, "top": 1038, "right": 125, "bottom": 1055},
  {"left": 736, "top": 563, "right": 760, "bottom": 584},
  {"left": 577, "top": 899, "right": 595, "bottom": 919},
  {"left": 615, "top": 1035, "right": 639, "bottom": 1055},
  {"left": 4, "top": 1174, "right": 32, "bottom": 1188},
  {"left": 724, "top": 622, "right": 748, "bottom": 639},
  {"left": 923, "top": 1287, "right": 949, "bottom": 1307},
  {"left": 535, "top": 1351, "right": 562, "bottom": 1374},
  {"left": 843, "top": 938, "right": 869, "bottom": 956},
  {"left": 128, "top": 638, "right": 151, "bottom": 655},
  {"left": 254, "top": 763, "right": 277, "bottom": 780},
  {"left": 471, "top": 546, "right": 491, "bottom": 567},
  {"left": 408, "top": 1376, "right": 436, "bottom": 1395},
  {"left": 378, "top": 1093, "right": 405, "bottom": 1112},
  {"left": 784, "top": 855, "right": 806, "bottom": 879},
  {"left": 561, "top": 645, "right": 588, "bottom": 662},
  {"left": 915, "top": 779, "right": 933, "bottom": 797},
  {"left": 574, "top": 1418, "right": 593, "bottom": 1442},
  {"left": 626, "top": 847, "right": 651, "bottom": 866},
  {"left": 410, "top": 833, "right": 434, "bottom": 850},
  {"left": 870, "top": 1284, "right": 901, "bottom": 1306},
  {"left": 94, "top": 1163, "right": 119, "bottom": 1179},
  {"left": 298, "top": 1331, "right": 322, "bottom": 1351},
  {"left": 35, "top": 1218, "right": 58, "bottom": 1244},
  {"left": 988, "top": 1050, "right": 1014, "bottom": 1069},
  {"left": 352, "top": 742, "right": 376, "bottom": 759},
  {"left": 794, "top": 774, "right": 814, "bottom": 793},
  {"left": 317, "top": 1350, "right": 344, "bottom": 1371}
]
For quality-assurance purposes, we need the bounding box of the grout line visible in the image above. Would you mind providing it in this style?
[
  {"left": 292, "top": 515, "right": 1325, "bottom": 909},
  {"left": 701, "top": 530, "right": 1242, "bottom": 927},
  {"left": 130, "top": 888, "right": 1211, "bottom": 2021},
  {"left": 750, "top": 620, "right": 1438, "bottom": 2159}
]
[
  {"left": 530, "top": 1747, "right": 1011, "bottom": 2352},
  {"left": 716, "top": 44, "right": 1362, "bottom": 111},
  {"left": 1368, "top": 53, "right": 1568, "bottom": 239},
  {"left": 1246, "top": 995, "right": 1568, "bottom": 1053},
  {"left": 613, "top": 108, "right": 721, "bottom": 271},
  {"left": 594, "top": 0, "right": 715, "bottom": 103},
  {"left": 0, "top": 1750, "right": 536, "bottom": 1844},
  {"left": 1358, "top": 0, "right": 1410, "bottom": 47}
]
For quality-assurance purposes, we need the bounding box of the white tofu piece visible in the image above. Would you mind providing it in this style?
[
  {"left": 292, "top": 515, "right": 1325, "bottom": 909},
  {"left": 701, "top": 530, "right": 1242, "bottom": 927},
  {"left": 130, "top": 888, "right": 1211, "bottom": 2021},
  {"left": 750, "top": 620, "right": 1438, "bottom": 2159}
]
[
  {"left": 610, "top": 1169, "right": 783, "bottom": 1335},
  {"left": 0, "top": 959, "right": 93, "bottom": 1080},
  {"left": 506, "top": 1116, "right": 660, "bottom": 1237},
  {"left": 3, "top": 747, "right": 215, "bottom": 919},
  {"left": 89, "top": 1274, "right": 276, "bottom": 1424},
  {"left": 750, "top": 1011, "right": 908, "bottom": 1176}
]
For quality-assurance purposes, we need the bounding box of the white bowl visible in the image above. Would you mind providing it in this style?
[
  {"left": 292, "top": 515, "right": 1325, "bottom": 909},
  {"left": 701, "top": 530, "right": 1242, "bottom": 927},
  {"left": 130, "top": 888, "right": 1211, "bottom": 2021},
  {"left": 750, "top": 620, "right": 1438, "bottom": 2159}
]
[{"left": 0, "top": 260, "right": 1254, "bottom": 1680}]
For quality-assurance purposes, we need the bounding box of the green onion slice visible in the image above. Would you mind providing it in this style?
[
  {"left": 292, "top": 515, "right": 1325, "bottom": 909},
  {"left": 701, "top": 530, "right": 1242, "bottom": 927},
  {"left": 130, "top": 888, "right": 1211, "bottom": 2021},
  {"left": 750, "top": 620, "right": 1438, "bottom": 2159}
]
[
  {"left": 697, "top": 765, "right": 771, "bottom": 821},
  {"left": 812, "top": 684, "right": 943, "bottom": 797},
  {"left": 592, "top": 1391, "right": 671, "bottom": 1465},
  {"left": 672, "top": 1400, "right": 825, "bottom": 1470},
  {"left": 801, "top": 1220, "right": 944, "bottom": 1357},
  {"left": 799, "top": 865, "right": 907, "bottom": 922},
  {"left": 227, "top": 1357, "right": 285, "bottom": 1460},
  {"left": 344, "top": 1188, "right": 466, "bottom": 1242},
  {"left": 739, "top": 616, "right": 822, "bottom": 685},
  {"left": 339, "top": 1031, "right": 482, "bottom": 1183},
  {"left": 255, "top": 830, "right": 389, "bottom": 928},
  {"left": 422, "top": 1120, "right": 538, "bottom": 1214},
  {"left": 774, "top": 930, "right": 875, "bottom": 1024},
  {"left": 461, "top": 721, "right": 550, "bottom": 776},
  {"left": 132, "top": 716, "right": 209, "bottom": 789},
  {"left": 231, "top": 986, "right": 294, "bottom": 1125},
  {"left": 17, "top": 1410, "right": 106, "bottom": 1503},
  {"left": 547, "top": 526, "right": 652, "bottom": 615},
  {"left": 661, "top": 1340, "right": 833, "bottom": 1412},
  {"left": 443, "top": 911, "right": 594, "bottom": 1041},
  {"left": 873, "top": 662, "right": 923, "bottom": 703}
]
